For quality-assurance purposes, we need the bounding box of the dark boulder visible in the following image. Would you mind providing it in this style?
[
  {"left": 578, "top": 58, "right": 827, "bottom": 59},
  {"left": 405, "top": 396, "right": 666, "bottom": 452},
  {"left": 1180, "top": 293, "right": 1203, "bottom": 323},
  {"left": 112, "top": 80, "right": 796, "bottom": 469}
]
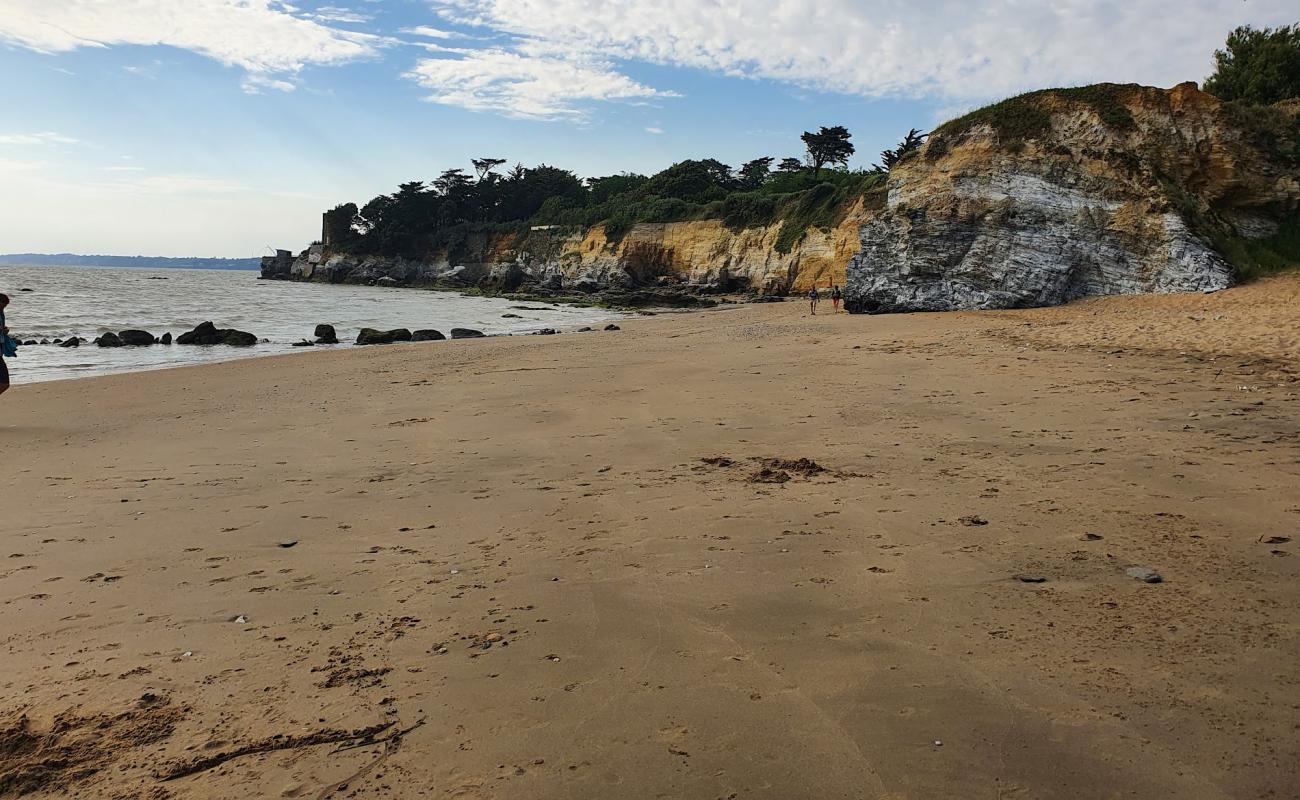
[
  {"left": 533, "top": 328, "right": 558, "bottom": 336},
  {"left": 96, "top": 332, "right": 123, "bottom": 348},
  {"left": 118, "top": 329, "right": 156, "bottom": 346},
  {"left": 224, "top": 330, "right": 258, "bottom": 347},
  {"left": 412, "top": 329, "right": 446, "bottom": 341},
  {"left": 175, "top": 321, "right": 258, "bottom": 347},
  {"left": 175, "top": 322, "right": 215, "bottom": 345},
  {"left": 313, "top": 324, "right": 338, "bottom": 344},
  {"left": 604, "top": 324, "right": 621, "bottom": 331},
  {"left": 356, "top": 327, "right": 412, "bottom": 345},
  {"left": 53, "top": 338, "right": 63, "bottom": 344},
  {"left": 292, "top": 340, "right": 315, "bottom": 347},
  {"left": 450, "top": 328, "right": 485, "bottom": 339},
  {"left": 160, "top": 332, "right": 172, "bottom": 345},
  {"left": 59, "top": 337, "right": 82, "bottom": 348},
  {"left": 22, "top": 340, "right": 36, "bottom": 346}
]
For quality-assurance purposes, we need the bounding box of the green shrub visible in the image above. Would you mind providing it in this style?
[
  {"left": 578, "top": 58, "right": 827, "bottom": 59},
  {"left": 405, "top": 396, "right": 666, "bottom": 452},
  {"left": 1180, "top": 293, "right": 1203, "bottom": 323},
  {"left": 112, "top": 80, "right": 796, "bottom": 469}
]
[
  {"left": 1221, "top": 100, "right": 1300, "bottom": 165},
  {"left": 774, "top": 182, "right": 840, "bottom": 254},
  {"left": 721, "top": 193, "right": 780, "bottom": 231},
  {"left": 932, "top": 94, "right": 1053, "bottom": 144},
  {"left": 1203, "top": 24, "right": 1300, "bottom": 106},
  {"left": 640, "top": 197, "right": 701, "bottom": 223},
  {"left": 1223, "top": 216, "right": 1300, "bottom": 281},
  {"left": 602, "top": 211, "right": 635, "bottom": 244}
]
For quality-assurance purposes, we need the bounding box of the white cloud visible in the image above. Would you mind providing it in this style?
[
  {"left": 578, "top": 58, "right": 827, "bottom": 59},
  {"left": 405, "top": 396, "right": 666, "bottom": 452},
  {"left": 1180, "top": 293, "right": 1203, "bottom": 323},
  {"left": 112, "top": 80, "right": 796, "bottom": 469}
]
[
  {"left": 402, "top": 25, "right": 462, "bottom": 39},
  {"left": 0, "top": 0, "right": 387, "bottom": 88},
  {"left": 407, "top": 49, "right": 676, "bottom": 120},
  {"left": 309, "top": 6, "right": 371, "bottom": 24},
  {"left": 414, "top": 42, "right": 475, "bottom": 55},
  {"left": 644, "top": 126, "right": 663, "bottom": 134},
  {"left": 241, "top": 74, "right": 299, "bottom": 93},
  {"left": 0, "top": 132, "right": 79, "bottom": 146},
  {"left": 429, "top": 0, "right": 1299, "bottom": 102}
]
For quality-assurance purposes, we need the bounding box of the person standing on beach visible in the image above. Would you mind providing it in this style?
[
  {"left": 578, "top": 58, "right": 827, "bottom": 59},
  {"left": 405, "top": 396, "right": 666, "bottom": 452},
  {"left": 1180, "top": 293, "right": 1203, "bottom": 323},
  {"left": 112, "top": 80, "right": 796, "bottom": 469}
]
[
  {"left": 830, "top": 285, "right": 842, "bottom": 313},
  {"left": 807, "top": 286, "right": 820, "bottom": 315},
  {"left": 0, "top": 293, "right": 13, "bottom": 396}
]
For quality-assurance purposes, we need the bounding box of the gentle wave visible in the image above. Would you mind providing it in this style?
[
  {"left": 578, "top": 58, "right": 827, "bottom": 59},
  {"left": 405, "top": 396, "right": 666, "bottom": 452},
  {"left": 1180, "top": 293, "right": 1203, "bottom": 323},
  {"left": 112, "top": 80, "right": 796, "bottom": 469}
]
[{"left": 0, "top": 264, "right": 623, "bottom": 383}]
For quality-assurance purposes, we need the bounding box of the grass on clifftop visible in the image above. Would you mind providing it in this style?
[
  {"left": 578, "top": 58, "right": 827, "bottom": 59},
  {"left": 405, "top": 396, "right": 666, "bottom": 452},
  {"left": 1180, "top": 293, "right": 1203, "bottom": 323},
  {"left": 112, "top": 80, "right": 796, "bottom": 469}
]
[{"left": 929, "top": 83, "right": 1140, "bottom": 150}]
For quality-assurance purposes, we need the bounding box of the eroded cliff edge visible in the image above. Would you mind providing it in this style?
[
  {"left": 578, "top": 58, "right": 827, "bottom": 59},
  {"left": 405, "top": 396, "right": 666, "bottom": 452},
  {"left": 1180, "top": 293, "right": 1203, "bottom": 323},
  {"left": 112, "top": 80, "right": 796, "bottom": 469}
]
[
  {"left": 845, "top": 83, "right": 1300, "bottom": 312},
  {"left": 263, "top": 197, "right": 875, "bottom": 304}
]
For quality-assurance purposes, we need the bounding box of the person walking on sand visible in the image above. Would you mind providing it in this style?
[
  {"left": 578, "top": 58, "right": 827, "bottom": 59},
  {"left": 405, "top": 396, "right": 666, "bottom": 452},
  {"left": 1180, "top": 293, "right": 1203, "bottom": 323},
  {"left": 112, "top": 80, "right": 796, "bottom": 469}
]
[
  {"left": 830, "top": 284, "right": 842, "bottom": 313},
  {"left": 807, "top": 286, "right": 820, "bottom": 315},
  {"left": 0, "top": 293, "right": 14, "bottom": 397}
]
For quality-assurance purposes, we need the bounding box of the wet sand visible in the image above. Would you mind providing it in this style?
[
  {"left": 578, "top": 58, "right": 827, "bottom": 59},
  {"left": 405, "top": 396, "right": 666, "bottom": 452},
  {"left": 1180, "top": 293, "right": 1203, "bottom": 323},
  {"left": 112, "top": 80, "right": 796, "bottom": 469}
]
[{"left": 1, "top": 277, "right": 1297, "bottom": 799}]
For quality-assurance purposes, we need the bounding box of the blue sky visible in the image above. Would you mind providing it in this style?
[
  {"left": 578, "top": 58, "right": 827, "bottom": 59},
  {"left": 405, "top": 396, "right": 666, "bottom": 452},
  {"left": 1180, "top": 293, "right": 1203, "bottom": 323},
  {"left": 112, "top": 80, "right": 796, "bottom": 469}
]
[{"left": 1, "top": 0, "right": 1294, "bottom": 257}]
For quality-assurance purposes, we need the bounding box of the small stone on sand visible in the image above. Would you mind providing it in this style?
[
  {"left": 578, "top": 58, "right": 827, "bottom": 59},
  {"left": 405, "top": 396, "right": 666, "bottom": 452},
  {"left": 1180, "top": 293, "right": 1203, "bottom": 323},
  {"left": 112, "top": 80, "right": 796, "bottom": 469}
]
[{"left": 1125, "top": 567, "right": 1163, "bottom": 583}]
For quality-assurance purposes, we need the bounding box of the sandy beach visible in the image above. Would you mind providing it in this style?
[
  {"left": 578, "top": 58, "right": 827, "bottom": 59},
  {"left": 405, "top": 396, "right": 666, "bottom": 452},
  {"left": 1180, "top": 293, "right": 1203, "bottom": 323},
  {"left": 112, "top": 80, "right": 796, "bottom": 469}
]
[{"left": 1, "top": 277, "right": 1297, "bottom": 799}]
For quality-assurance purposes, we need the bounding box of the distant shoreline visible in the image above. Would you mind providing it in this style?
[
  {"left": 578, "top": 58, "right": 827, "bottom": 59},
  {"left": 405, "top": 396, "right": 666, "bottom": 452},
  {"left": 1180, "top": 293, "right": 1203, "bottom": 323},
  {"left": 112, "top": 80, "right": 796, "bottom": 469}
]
[{"left": 0, "top": 254, "right": 259, "bottom": 270}]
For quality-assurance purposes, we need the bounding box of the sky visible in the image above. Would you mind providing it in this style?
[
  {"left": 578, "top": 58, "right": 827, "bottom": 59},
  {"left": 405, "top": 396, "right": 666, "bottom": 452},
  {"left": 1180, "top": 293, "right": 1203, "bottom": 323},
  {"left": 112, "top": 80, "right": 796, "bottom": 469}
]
[{"left": 0, "top": 0, "right": 1295, "bottom": 257}]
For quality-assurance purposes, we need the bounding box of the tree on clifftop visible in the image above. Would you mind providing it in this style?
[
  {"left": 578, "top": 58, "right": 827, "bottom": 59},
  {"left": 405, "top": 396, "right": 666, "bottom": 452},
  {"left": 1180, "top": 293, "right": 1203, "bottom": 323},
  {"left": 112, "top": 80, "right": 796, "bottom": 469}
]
[
  {"left": 800, "top": 126, "right": 854, "bottom": 175},
  {"left": 736, "top": 156, "right": 775, "bottom": 189},
  {"left": 1204, "top": 24, "right": 1300, "bottom": 105},
  {"left": 873, "top": 128, "right": 928, "bottom": 174},
  {"left": 641, "top": 159, "right": 734, "bottom": 202},
  {"left": 322, "top": 202, "right": 358, "bottom": 247},
  {"left": 472, "top": 158, "right": 507, "bottom": 182},
  {"left": 777, "top": 157, "right": 804, "bottom": 173}
]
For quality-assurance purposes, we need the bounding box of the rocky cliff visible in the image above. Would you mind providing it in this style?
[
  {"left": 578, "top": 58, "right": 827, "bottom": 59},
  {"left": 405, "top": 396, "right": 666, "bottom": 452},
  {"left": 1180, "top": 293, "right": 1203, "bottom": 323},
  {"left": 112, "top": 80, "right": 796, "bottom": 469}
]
[
  {"left": 263, "top": 198, "right": 874, "bottom": 301},
  {"left": 846, "top": 83, "right": 1299, "bottom": 312}
]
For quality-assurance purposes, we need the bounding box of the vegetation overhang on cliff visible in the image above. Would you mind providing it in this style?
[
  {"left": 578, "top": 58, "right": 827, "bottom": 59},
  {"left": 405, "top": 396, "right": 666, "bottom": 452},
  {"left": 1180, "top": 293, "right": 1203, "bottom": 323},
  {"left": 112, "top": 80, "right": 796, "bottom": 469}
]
[{"left": 315, "top": 126, "right": 888, "bottom": 270}]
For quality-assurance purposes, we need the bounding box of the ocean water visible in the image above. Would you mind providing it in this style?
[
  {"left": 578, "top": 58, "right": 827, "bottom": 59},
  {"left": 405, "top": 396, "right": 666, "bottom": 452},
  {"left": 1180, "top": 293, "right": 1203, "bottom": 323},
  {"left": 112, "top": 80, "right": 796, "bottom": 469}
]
[{"left": 0, "top": 265, "right": 623, "bottom": 383}]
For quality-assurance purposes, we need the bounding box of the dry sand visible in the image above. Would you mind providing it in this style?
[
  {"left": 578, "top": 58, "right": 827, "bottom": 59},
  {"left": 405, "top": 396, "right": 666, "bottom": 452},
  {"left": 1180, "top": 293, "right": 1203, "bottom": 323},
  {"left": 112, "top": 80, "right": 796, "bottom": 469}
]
[{"left": 1, "top": 276, "right": 1297, "bottom": 799}]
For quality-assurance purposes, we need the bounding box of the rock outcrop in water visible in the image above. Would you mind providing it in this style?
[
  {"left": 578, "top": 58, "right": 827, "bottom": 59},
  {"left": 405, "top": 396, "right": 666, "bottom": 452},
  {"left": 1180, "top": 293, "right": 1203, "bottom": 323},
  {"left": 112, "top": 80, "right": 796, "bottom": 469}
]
[
  {"left": 355, "top": 328, "right": 412, "bottom": 346},
  {"left": 845, "top": 83, "right": 1299, "bottom": 312},
  {"left": 175, "top": 322, "right": 257, "bottom": 347}
]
